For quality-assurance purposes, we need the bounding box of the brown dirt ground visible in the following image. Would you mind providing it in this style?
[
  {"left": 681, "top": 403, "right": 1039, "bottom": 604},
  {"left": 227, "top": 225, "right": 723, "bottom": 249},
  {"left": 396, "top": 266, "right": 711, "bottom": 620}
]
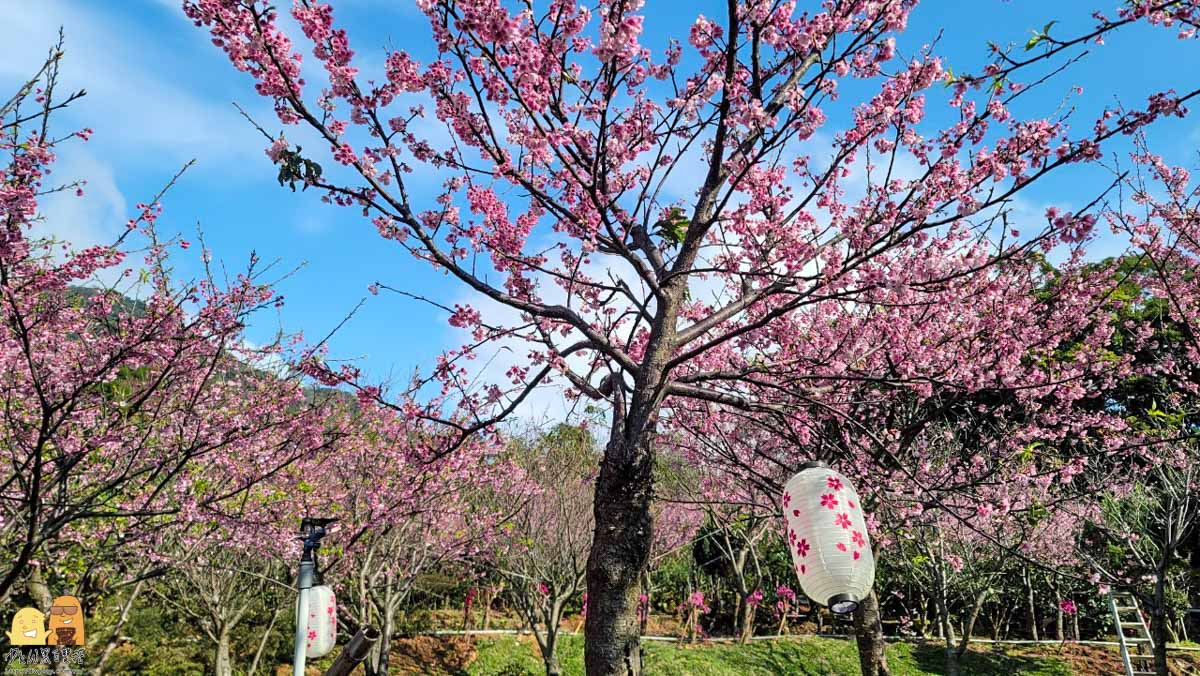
[{"left": 971, "top": 642, "right": 1200, "bottom": 676}]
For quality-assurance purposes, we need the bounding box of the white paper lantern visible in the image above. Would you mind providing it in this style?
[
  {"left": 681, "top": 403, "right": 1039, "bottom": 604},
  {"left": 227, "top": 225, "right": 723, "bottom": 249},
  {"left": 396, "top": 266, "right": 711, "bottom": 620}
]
[
  {"left": 302, "top": 584, "right": 338, "bottom": 659},
  {"left": 782, "top": 461, "right": 875, "bottom": 614}
]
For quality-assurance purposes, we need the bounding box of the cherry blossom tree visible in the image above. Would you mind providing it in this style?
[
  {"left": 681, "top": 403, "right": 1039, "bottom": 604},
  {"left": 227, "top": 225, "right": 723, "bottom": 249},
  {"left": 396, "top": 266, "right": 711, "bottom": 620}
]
[
  {"left": 181, "top": 1, "right": 1200, "bottom": 671},
  {"left": 487, "top": 425, "right": 594, "bottom": 676},
  {"left": 661, "top": 427, "right": 777, "bottom": 644},
  {"left": 272, "top": 400, "right": 509, "bottom": 676},
  {"left": 148, "top": 530, "right": 289, "bottom": 676},
  {"left": 1078, "top": 149, "right": 1200, "bottom": 674},
  {"left": 0, "top": 47, "right": 338, "bottom": 604},
  {"left": 882, "top": 483, "right": 1088, "bottom": 676}
]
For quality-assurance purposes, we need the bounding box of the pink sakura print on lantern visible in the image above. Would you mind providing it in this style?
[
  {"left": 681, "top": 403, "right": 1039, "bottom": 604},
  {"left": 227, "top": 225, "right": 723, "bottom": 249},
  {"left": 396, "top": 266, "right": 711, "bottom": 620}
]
[
  {"left": 304, "top": 585, "right": 337, "bottom": 659},
  {"left": 783, "top": 461, "right": 876, "bottom": 615}
]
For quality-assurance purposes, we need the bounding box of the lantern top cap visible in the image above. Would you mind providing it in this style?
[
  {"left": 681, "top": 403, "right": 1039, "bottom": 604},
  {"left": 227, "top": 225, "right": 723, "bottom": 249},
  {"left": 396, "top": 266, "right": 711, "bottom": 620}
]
[{"left": 797, "top": 460, "right": 829, "bottom": 472}]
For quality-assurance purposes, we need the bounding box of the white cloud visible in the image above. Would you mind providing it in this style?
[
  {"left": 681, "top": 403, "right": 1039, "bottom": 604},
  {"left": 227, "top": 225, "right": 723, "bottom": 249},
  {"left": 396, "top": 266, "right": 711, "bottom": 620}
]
[
  {"left": 37, "top": 149, "right": 127, "bottom": 251},
  {"left": 0, "top": 0, "right": 262, "bottom": 166},
  {"left": 296, "top": 215, "right": 331, "bottom": 235}
]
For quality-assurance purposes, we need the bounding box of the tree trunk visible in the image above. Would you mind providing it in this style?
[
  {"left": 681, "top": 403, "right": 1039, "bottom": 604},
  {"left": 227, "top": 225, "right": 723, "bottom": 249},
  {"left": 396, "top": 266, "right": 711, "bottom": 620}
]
[
  {"left": 1151, "top": 577, "right": 1170, "bottom": 676},
  {"left": 956, "top": 588, "right": 990, "bottom": 660},
  {"left": 248, "top": 607, "right": 281, "bottom": 675},
  {"left": 93, "top": 574, "right": 148, "bottom": 676},
  {"left": 638, "top": 568, "right": 651, "bottom": 637},
  {"left": 214, "top": 626, "right": 233, "bottom": 676},
  {"left": 528, "top": 597, "right": 566, "bottom": 676},
  {"left": 27, "top": 564, "right": 52, "bottom": 612},
  {"left": 853, "top": 591, "right": 891, "bottom": 676},
  {"left": 483, "top": 584, "right": 499, "bottom": 631},
  {"left": 917, "top": 597, "right": 930, "bottom": 638},
  {"left": 933, "top": 556, "right": 958, "bottom": 676},
  {"left": 941, "top": 613, "right": 958, "bottom": 676},
  {"left": 543, "top": 622, "right": 562, "bottom": 676},
  {"left": 684, "top": 606, "right": 699, "bottom": 643},
  {"left": 1053, "top": 584, "right": 1064, "bottom": 642},
  {"left": 1023, "top": 568, "right": 1039, "bottom": 641},
  {"left": 738, "top": 598, "right": 755, "bottom": 644},
  {"left": 366, "top": 605, "right": 395, "bottom": 676},
  {"left": 584, "top": 432, "right": 654, "bottom": 676}
]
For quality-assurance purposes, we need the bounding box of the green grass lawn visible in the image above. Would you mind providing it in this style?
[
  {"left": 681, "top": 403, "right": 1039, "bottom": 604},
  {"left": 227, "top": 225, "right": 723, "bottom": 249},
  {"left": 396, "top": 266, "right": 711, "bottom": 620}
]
[{"left": 466, "top": 635, "right": 1076, "bottom": 676}]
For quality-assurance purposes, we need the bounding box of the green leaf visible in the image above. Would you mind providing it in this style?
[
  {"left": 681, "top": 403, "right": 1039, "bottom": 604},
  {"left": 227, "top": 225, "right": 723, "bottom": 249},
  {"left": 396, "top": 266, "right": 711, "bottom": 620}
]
[
  {"left": 655, "top": 206, "right": 691, "bottom": 245},
  {"left": 1025, "top": 20, "right": 1056, "bottom": 51},
  {"left": 1018, "top": 441, "right": 1041, "bottom": 463},
  {"left": 275, "top": 146, "right": 324, "bottom": 192}
]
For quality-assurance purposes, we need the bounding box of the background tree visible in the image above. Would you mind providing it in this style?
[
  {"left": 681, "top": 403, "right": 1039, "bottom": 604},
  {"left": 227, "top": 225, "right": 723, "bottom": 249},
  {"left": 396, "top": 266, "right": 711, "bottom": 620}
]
[
  {"left": 490, "top": 425, "right": 595, "bottom": 676},
  {"left": 298, "top": 403, "right": 507, "bottom": 676},
  {"left": 0, "top": 46, "right": 339, "bottom": 605},
  {"left": 149, "top": 531, "right": 289, "bottom": 676}
]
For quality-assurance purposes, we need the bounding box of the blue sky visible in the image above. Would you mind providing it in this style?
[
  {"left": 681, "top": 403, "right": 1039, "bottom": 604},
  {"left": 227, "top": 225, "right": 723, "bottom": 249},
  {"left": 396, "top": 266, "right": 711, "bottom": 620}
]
[{"left": 3, "top": 0, "right": 1198, "bottom": 409}]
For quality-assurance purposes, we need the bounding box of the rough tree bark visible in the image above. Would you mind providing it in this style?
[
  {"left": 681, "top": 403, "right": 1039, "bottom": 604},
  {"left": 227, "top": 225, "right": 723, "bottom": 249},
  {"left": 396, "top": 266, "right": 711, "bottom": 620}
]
[
  {"left": 542, "top": 627, "right": 563, "bottom": 676},
  {"left": 27, "top": 565, "right": 52, "bottom": 611},
  {"left": 585, "top": 286, "right": 682, "bottom": 675},
  {"left": 482, "top": 583, "right": 501, "bottom": 631},
  {"left": 638, "top": 569, "right": 651, "bottom": 637},
  {"left": 365, "top": 603, "right": 397, "bottom": 676},
  {"left": 584, "top": 436, "right": 654, "bottom": 675},
  {"left": 853, "top": 591, "right": 891, "bottom": 676},
  {"left": 738, "top": 598, "right": 756, "bottom": 644}
]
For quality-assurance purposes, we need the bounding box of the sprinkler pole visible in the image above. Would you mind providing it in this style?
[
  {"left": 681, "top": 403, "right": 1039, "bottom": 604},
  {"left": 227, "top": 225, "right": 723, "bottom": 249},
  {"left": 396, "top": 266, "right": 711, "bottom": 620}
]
[{"left": 293, "top": 517, "right": 336, "bottom": 676}]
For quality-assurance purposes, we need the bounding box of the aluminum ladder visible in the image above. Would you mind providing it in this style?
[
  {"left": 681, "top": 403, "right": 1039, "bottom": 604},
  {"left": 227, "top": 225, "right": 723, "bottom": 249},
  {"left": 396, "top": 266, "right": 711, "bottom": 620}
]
[{"left": 1109, "top": 590, "right": 1156, "bottom": 675}]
